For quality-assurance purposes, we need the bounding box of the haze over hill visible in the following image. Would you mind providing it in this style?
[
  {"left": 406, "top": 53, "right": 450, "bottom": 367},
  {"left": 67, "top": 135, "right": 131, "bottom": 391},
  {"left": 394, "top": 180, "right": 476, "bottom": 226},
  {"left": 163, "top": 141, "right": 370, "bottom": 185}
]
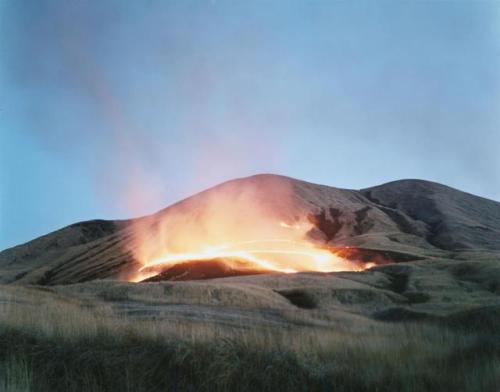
[{"left": 1, "top": 174, "right": 500, "bottom": 285}]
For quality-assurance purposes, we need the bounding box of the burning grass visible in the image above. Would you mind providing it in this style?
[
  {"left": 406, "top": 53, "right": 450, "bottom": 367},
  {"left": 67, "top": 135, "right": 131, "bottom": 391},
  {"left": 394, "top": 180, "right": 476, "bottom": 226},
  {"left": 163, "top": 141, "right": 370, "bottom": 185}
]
[
  {"left": 126, "top": 176, "right": 377, "bottom": 282},
  {"left": 1, "top": 284, "right": 499, "bottom": 391},
  {"left": 131, "top": 240, "right": 373, "bottom": 283}
]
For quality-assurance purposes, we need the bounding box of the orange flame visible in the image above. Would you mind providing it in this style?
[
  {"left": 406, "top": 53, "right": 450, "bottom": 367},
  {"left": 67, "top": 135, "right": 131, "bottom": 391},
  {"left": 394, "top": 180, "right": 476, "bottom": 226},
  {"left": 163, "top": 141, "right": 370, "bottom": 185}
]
[{"left": 127, "top": 176, "right": 373, "bottom": 282}]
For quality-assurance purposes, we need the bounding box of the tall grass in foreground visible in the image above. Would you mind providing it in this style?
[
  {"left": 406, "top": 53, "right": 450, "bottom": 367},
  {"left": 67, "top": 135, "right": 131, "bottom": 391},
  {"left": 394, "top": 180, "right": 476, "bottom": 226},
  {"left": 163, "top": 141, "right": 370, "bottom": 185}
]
[{"left": 0, "top": 286, "right": 499, "bottom": 391}]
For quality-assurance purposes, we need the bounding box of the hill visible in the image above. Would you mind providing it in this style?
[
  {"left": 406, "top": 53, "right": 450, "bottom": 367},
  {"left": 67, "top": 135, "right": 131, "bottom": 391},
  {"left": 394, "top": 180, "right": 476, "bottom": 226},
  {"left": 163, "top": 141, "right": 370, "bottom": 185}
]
[{"left": 1, "top": 174, "right": 500, "bottom": 285}]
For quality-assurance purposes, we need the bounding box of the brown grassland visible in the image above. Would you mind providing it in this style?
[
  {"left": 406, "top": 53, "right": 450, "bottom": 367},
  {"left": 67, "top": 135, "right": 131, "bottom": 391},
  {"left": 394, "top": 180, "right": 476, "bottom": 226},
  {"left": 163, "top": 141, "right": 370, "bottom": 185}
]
[{"left": 1, "top": 275, "right": 499, "bottom": 392}]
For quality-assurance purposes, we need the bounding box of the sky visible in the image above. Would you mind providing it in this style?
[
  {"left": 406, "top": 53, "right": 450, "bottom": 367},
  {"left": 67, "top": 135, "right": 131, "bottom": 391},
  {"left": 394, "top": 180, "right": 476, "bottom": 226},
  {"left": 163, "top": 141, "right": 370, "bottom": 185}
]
[{"left": 1, "top": 0, "right": 499, "bottom": 250}]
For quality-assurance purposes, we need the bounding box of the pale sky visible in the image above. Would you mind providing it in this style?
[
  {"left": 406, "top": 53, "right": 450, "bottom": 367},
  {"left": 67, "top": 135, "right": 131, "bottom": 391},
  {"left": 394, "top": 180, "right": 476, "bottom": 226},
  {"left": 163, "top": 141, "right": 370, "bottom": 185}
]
[{"left": 1, "top": 0, "right": 499, "bottom": 249}]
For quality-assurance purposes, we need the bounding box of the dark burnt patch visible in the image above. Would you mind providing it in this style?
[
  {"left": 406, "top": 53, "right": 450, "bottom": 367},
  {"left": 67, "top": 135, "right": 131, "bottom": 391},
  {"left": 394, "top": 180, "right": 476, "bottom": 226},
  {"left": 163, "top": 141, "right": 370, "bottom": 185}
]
[
  {"left": 276, "top": 289, "right": 318, "bottom": 309},
  {"left": 353, "top": 206, "right": 374, "bottom": 235},
  {"left": 387, "top": 272, "right": 409, "bottom": 294},
  {"left": 336, "top": 248, "right": 422, "bottom": 266},
  {"left": 307, "top": 208, "right": 343, "bottom": 242},
  {"left": 142, "top": 259, "right": 267, "bottom": 282},
  {"left": 381, "top": 265, "right": 411, "bottom": 294},
  {"left": 404, "top": 292, "right": 431, "bottom": 304}
]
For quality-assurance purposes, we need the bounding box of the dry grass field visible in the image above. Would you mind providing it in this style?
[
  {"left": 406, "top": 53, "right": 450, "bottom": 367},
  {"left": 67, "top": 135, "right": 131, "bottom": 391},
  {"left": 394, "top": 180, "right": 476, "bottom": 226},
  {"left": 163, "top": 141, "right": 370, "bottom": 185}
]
[{"left": 2, "top": 257, "right": 500, "bottom": 391}]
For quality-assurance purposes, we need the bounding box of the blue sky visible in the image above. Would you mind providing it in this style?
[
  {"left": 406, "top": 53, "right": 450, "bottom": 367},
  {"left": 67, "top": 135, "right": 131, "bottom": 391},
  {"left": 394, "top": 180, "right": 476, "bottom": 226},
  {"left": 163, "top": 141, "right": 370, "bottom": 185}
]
[{"left": 1, "top": 0, "right": 499, "bottom": 249}]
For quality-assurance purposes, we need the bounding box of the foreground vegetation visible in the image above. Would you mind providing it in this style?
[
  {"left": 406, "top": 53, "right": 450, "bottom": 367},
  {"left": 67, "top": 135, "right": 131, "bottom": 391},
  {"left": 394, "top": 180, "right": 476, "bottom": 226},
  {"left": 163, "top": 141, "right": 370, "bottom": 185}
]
[{"left": 1, "top": 284, "right": 499, "bottom": 392}]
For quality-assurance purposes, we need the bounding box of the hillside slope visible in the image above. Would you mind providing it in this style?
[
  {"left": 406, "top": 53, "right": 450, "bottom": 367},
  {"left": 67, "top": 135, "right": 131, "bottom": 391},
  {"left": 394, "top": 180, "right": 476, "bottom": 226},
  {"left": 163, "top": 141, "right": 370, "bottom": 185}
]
[{"left": 1, "top": 174, "right": 499, "bottom": 285}]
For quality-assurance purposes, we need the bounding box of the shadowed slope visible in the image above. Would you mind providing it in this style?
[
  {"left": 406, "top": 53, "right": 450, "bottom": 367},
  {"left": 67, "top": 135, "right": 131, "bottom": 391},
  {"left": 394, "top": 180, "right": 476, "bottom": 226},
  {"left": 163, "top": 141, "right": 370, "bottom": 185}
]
[{"left": 362, "top": 179, "right": 500, "bottom": 251}]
